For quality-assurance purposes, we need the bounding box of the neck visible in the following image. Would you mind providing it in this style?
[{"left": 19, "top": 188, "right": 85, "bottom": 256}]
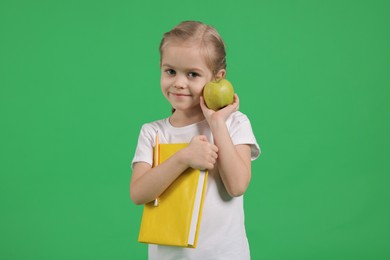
[{"left": 169, "top": 108, "right": 205, "bottom": 127}]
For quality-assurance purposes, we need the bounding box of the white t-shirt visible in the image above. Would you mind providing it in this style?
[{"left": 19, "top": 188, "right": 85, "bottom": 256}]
[{"left": 132, "top": 111, "right": 260, "bottom": 260}]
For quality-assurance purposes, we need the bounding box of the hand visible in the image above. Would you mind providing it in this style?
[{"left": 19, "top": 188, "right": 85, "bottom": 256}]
[
  {"left": 182, "top": 135, "right": 218, "bottom": 170},
  {"left": 200, "top": 93, "right": 240, "bottom": 125}
]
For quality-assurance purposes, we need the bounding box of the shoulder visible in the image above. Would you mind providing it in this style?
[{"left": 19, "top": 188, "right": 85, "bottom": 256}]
[
  {"left": 225, "top": 111, "right": 254, "bottom": 139},
  {"left": 226, "top": 111, "right": 252, "bottom": 128},
  {"left": 135, "top": 118, "right": 169, "bottom": 145},
  {"left": 132, "top": 118, "right": 169, "bottom": 167},
  {"left": 139, "top": 118, "right": 168, "bottom": 135}
]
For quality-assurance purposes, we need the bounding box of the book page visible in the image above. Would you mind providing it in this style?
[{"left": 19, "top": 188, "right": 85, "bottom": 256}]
[{"left": 187, "top": 170, "right": 206, "bottom": 245}]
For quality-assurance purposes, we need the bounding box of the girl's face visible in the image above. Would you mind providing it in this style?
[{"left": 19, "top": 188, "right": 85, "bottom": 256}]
[{"left": 160, "top": 43, "right": 221, "bottom": 115}]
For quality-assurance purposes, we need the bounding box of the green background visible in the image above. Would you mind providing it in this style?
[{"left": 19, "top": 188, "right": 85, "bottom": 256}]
[{"left": 1, "top": 0, "right": 389, "bottom": 259}]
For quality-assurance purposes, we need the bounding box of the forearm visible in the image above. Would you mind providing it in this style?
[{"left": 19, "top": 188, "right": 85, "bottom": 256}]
[
  {"left": 130, "top": 152, "right": 189, "bottom": 205},
  {"left": 130, "top": 136, "right": 218, "bottom": 204},
  {"left": 210, "top": 120, "right": 251, "bottom": 197}
]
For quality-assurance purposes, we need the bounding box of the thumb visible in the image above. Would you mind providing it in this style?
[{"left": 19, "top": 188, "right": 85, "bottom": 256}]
[
  {"left": 197, "top": 135, "right": 209, "bottom": 143},
  {"left": 199, "top": 96, "right": 206, "bottom": 111}
]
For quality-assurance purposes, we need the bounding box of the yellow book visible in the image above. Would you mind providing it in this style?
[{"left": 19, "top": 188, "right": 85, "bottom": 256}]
[{"left": 138, "top": 141, "right": 208, "bottom": 248}]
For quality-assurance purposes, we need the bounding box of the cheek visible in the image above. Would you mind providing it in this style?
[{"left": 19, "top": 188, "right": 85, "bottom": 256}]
[
  {"left": 160, "top": 77, "right": 170, "bottom": 90},
  {"left": 195, "top": 80, "right": 208, "bottom": 93},
  {"left": 160, "top": 78, "right": 173, "bottom": 98}
]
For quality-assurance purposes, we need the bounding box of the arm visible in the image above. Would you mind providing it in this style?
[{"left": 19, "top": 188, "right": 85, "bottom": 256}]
[
  {"left": 200, "top": 94, "right": 252, "bottom": 197},
  {"left": 130, "top": 135, "right": 218, "bottom": 205}
]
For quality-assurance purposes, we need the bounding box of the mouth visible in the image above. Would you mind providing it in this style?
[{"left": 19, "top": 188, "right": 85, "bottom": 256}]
[{"left": 170, "top": 92, "right": 191, "bottom": 97}]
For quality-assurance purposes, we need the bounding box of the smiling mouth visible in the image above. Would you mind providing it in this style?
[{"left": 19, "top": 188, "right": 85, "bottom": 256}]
[{"left": 170, "top": 92, "right": 191, "bottom": 97}]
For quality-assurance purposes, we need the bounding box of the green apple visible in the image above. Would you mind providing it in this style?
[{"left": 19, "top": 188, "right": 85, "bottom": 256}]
[{"left": 203, "top": 79, "right": 234, "bottom": 111}]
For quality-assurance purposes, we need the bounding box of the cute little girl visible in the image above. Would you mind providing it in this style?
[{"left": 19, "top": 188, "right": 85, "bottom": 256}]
[{"left": 131, "top": 21, "right": 260, "bottom": 260}]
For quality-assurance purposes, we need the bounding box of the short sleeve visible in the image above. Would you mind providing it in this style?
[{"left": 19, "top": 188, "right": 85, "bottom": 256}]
[
  {"left": 131, "top": 124, "right": 156, "bottom": 168},
  {"left": 228, "top": 112, "right": 261, "bottom": 161}
]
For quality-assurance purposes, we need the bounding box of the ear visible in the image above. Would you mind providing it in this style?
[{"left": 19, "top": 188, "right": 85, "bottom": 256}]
[{"left": 215, "top": 69, "right": 226, "bottom": 79}]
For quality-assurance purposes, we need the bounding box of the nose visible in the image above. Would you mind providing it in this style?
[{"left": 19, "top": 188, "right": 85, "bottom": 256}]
[{"left": 173, "top": 74, "right": 187, "bottom": 89}]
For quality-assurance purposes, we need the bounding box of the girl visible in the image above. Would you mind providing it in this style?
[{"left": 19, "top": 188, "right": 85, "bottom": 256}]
[{"left": 130, "top": 21, "right": 260, "bottom": 260}]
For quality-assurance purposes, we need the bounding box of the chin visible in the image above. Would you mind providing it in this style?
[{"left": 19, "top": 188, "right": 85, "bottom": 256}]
[{"left": 171, "top": 103, "right": 200, "bottom": 111}]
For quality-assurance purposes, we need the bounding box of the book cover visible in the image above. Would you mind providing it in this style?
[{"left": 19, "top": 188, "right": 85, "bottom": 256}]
[{"left": 138, "top": 143, "right": 208, "bottom": 248}]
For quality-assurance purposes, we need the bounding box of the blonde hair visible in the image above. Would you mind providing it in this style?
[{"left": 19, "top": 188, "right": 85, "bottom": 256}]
[{"left": 159, "top": 21, "right": 226, "bottom": 77}]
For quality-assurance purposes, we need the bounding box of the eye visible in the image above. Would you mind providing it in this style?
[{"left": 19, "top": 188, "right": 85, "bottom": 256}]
[
  {"left": 188, "top": 72, "right": 200, "bottom": 78},
  {"left": 165, "top": 69, "right": 176, "bottom": 75}
]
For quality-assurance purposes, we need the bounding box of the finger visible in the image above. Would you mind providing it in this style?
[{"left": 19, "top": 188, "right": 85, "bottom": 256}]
[
  {"left": 199, "top": 96, "right": 208, "bottom": 112},
  {"left": 218, "top": 96, "right": 239, "bottom": 114},
  {"left": 207, "top": 162, "right": 214, "bottom": 170},
  {"left": 233, "top": 93, "right": 239, "bottom": 104},
  {"left": 199, "top": 96, "right": 205, "bottom": 106},
  {"left": 230, "top": 94, "right": 239, "bottom": 110},
  {"left": 208, "top": 148, "right": 218, "bottom": 159},
  {"left": 211, "top": 151, "right": 218, "bottom": 160},
  {"left": 211, "top": 144, "right": 219, "bottom": 153},
  {"left": 226, "top": 102, "right": 239, "bottom": 113},
  {"left": 198, "top": 135, "right": 209, "bottom": 143},
  {"left": 210, "top": 157, "right": 216, "bottom": 165},
  {"left": 207, "top": 154, "right": 216, "bottom": 163}
]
